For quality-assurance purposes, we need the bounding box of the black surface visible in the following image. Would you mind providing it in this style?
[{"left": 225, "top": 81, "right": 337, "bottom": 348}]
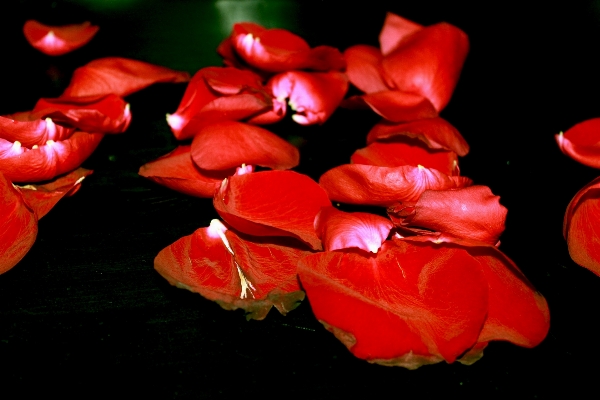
[{"left": 1, "top": 1, "right": 599, "bottom": 398}]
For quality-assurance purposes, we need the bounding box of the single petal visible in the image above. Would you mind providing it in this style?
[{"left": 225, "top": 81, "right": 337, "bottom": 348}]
[
  {"left": 61, "top": 57, "right": 190, "bottom": 98},
  {"left": 379, "top": 12, "right": 423, "bottom": 56},
  {"left": 381, "top": 22, "right": 469, "bottom": 111},
  {"left": 32, "top": 94, "right": 131, "bottom": 134},
  {"left": 17, "top": 168, "right": 93, "bottom": 219},
  {"left": 23, "top": 20, "right": 99, "bottom": 56},
  {"left": 191, "top": 121, "right": 299, "bottom": 171},
  {"left": 214, "top": 170, "right": 331, "bottom": 250},
  {"left": 319, "top": 164, "right": 472, "bottom": 206},
  {"left": 344, "top": 45, "right": 389, "bottom": 94},
  {"left": 563, "top": 176, "right": 600, "bottom": 275},
  {"left": 138, "top": 146, "right": 225, "bottom": 198},
  {"left": 269, "top": 71, "right": 348, "bottom": 125},
  {"left": 555, "top": 118, "right": 600, "bottom": 168},
  {"left": 0, "top": 172, "right": 37, "bottom": 274},
  {"left": 351, "top": 140, "right": 459, "bottom": 176},
  {"left": 349, "top": 91, "right": 438, "bottom": 122},
  {"left": 0, "top": 131, "right": 103, "bottom": 183},
  {"left": 0, "top": 113, "right": 75, "bottom": 148},
  {"left": 366, "top": 117, "right": 469, "bottom": 156},
  {"left": 314, "top": 206, "right": 392, "bottom": 253},
  {"left": 154, "top": 220, "right": 308, "bottom": 320},
  {"left": 297, "top": 240, "right": 489, "bottom": 368}
]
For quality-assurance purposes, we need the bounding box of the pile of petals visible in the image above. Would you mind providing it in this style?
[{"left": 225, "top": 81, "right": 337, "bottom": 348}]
[
  {"left": 145, "top": 13, "right": 550, "bottom": 369},
  {"left": 1, "top": 22, "right": 191, "bottom": 274},
  {"left": 556, "top": 118, "right": 600, "bottom": 275}
]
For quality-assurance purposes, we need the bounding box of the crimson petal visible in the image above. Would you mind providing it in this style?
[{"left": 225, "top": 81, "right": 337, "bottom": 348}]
[
  {"left": 191, "top": 121, "right": 299, "bottom": 171},
  {"left": 214, "top": 170, "right": 331, "bottom": 250},
  {"left": 61, "top": 57, "right": 190, "bottom": 98},
  {"left": 1, "top": 172, "right": 37, "bottom": 274},
  {"left": 23, "top": 20, "right": 99, "bottom": 56},
  {"left": 555, "top": 118, "right": 600, "bottom": 168},
  {"left": 344, "top": 45, "right": 389, "bottom": 94},
  {"left": 378, "top": 12, "right": 423, "bottom": 56},
  {"left": 319, "top": 164, "right": 472, "bottom": 206},
  {"left": 0, "top": 112, "right": 75, "bottom": 148},
  {"left": 349, "top": 91, "right": 438, "bottom": 122}
]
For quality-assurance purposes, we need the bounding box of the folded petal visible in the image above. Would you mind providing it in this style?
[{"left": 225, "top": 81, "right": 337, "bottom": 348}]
[
  {"left": 191, "top": 121, "right": 299, "bottom": 171},
  {"left": 23, "top": 20, "right": 99, "bottom": 56},
  {"left": 0, "top": 131, "right": 103, "bottom": 183},
  {"left": 269, "top": 71, "right": 348, "bottom": 125},
  {"left": 347, "top": 91, "right": 438, "bottom": 122},
  {"left": 297, "top": 239, "right": 489, "bottom": 368},
  {"left": 351, "top": 140, "right": 458, "bottom": 176},
  {"left": 314, "top": 206, "right": 392, "bottom": 253},
  {"left": 17, "top": 168, "right": 93, "bottom": 219},
  {"left": 344, "top": 45, "right": 389, "bottom": 94},
  {"left": 138, "top": 146, "right": 225, "bottom": 198},
  {"left": 1, "top": 113, "right": 75, "bottom": 148},
  {"left": 563, "top": 176, "right": 600, "bottom": 275},
  {"left": 61, "top": 57, "right": 190, "bottom": 98},
  {"left": 154, "top": 220, "right": 307, "bottom": 320},
  {"left": 555, "top": 118, "right": 600, "bottom": 168},
  {"left": 1, "top": 172, "right": 37, "bottom": 274},
  {"left": 32, "top": 94, "right": 131, "bottom": 134},
  {"left": 378, "top": 12, "right": 423, "bottom": 56},
  {"left": 319, "top": 164, "right": 472, "bottom": 206},
  {"left": 381, "top": 22, "right": 469, "bottom": 111},
  {"left": 366, "top": 117, "right": 469, "bottom": 156},
  {"left": 214, "top": 170, "right": 331, "bottom": 250}
]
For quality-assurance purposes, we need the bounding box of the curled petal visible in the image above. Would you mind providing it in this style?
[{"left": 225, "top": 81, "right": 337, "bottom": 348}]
[
  {"left": 61, "top": 57, "right": 190, "bottom": 98},
  {"left": 563, "top": 176, "right": 600, "bottom": 275},
  {"left": 269, "top": 71, "right": 348, "bottom": 125},
  {"left": 314, "top": 206, "right": 392, "bottom": 253},
  {"left": 1, "top": 113, "right": 75, "bottom": 147},
  {"left": 191, "top": 121, "right": 299, "bottom": 171},
  {"left": 344, "top": 45, "right": 389, "bottom": 94},
  {"left": 345, "top": 91, "right": 438, "bottom": 122},
  {"left": 214, "top": 170, "right": 331, "bottom": 250},
  {"left": 23, "top": 20, "right": 99, "bottom": 56},
  {"left": 319, "top": 164, "right": 472, "bottom": 206},
  {"left": 138, "top": 146, "right": 225, "bottom": 198},
  {"left": 1, "top": 172, "right": 37, "bottom": 274},
  {"left": 555, "top": 118, "right": 600, "bottom": 168},
  {"left": 297, "top": 240, "right": 489, "bottom": 368},
  {"left": 366, "top": 117, "right": 469, "bottom": 156},
  {"left": 379, "top": 12, "right": 423, "bottom": 56},
  {"left": 0, "top": 131, "right": 103, "bottom": 183},
  {"left": 32, "top": 94, "right": 131, "bottom": 134},
  {"left": 351, "top": 141, "right": 458, "bottom": 176},
  {"left": 154, "top": 222, "right": 308, "bottom": 320},
  {"left": 17, "top": 168, "right": 93, "bottom": 219}
]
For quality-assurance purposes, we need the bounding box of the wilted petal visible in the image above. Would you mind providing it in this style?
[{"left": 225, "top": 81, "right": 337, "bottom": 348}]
[
  {"left": 0, "top": 131, "right": 103, "bottom": 183},
  {"left": 297, "top": 240, "right": 488, "bottom": 368},
  {"left": 214, "top": 170, "right": 331, "bottom": 250},
  {"left": 379, "top": 12, "right": 423, "bottom": 56},
  {"left": 563, "top": 176, "right": 600, "bottom": 275},
  {"left": 351, "top": 140, "right": 458, "bottom": 176},
  {"left": 191, "top": 121, "right": 299, "bottom": 171},
  {"left": 269, "top": 71, "right": 348, "bottom": 125},
  {"left": 17, "top": 168, "right": 93, "bottom": 219},
  {"left": 23, "top": 20, "right": 99, "bottom": 56},
  {"left": 61, "top": 57, "right": 190, "bottom": 98},
  {"left": 344, "top": 45, "right": 389, "bottom": 94},
  {"left": 138, "top": 146, "right": 225, "bottom": 198},
  {"left": 0, "top": 172, "right": 37, "bottom": 275},
  {"left": 349, "top": 91, "right": 438, "bottom": 122},
  {"left": 154, "top": 220, "right": 307, "bottom": 320},
  {"left": 1, "top": 113, "right": 75, "bottom": 147},
  {"left": 314, "top": 206, "right": 392, "bottom": 253},
  {"left": 32, "top": 94, "right": 131, "bottom": 134},
  {"left": 366, "top": 117, "right": 469, "bottom": 156},
  {"left": 319, "top": 164, "right": 472, "bottom": 206},
  {"left": 555, "top": 118, "right": 600, "bottom": 169}
]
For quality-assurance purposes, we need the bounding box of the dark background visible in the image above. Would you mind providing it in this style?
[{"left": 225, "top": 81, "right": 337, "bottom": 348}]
[{"left": 1, "top": 0, "right": 599, "bottom": 397}]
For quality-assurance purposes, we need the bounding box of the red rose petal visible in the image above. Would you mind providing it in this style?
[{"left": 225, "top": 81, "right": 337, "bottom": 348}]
[
  {"left": 353, "top": 91, "right": 439, "bottom": 122},
  {"left": 344, "top": 45, "right": 389, "bottom": 94},
  {"left": 17, "top": 168, "right": 93, "bottom": 219},
  {"left": 214, "top": 170, "right": 331, "bottom": 250},
  {"left": 23, "top": 20, "right": 99, "bottom": 56},
  {"left": 366, "top": 117, "right": 469, "bottom": 156},
  {"left": 563, "top": 176, "right": 600, "bottom": 275},
  {"left": 191, "top": 121, "right": 299, "bottom": 171},
  {"left": 319, "top": 164, "right": 472, "bottom": 206},
  {"left": 138, "top": 146, "right": 226, "bottom": 198},
  {"left": 0, "top": 172, "right": 37, "bottom": 274},
  {"left": 0, "top": 112, "right": 75, "bottom": 148},
  {"left": 61, "top": 57, "right": 190, "bottom": 98},
  {"left": 555, "top": 118, "right": 600, "bottom": 169},
  {"left": 314, "top": 206, "right": 393, "bottom": 253},
  {"left": 378, "top": 12, "right": 423, "bottom": 56}
]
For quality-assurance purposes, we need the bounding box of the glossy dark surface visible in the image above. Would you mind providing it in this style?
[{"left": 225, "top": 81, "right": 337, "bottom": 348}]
[{"left": 1, "top": 1, "right": 599, "bottom": 397}]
